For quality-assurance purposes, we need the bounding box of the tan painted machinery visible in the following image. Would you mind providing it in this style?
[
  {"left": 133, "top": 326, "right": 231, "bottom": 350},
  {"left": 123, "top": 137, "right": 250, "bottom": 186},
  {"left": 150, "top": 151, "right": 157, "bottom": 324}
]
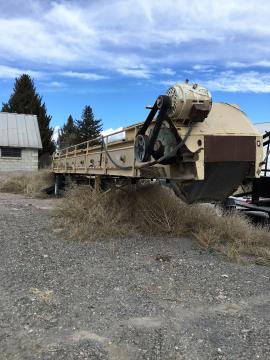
[{"left": 52, "top": 81, "right": 263, "bottom": 203}]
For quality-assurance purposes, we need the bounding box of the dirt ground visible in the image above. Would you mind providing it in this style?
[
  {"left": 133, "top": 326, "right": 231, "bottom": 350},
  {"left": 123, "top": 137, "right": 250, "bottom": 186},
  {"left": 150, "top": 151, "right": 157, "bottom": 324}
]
[{"left": 0, "top": 192, "right": 270, "bottom": 360}]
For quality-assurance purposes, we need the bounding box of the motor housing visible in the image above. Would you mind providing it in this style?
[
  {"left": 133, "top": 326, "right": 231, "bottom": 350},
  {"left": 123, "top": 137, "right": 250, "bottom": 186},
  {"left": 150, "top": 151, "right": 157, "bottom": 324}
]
[{"left": 166, "top": 82, "right": 212, "bottom": 123}]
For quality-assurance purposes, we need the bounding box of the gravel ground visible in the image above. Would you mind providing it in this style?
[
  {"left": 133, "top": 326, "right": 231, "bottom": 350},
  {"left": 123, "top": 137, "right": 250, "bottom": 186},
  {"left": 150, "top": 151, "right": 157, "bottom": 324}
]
[{"left": 0, "top": 192, "right": 270, "bottom": 360}]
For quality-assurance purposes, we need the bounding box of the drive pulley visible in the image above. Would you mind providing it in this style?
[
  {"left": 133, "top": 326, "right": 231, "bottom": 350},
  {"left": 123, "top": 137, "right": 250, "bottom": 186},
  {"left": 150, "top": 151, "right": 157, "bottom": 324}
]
[
  {"left": 134, "top": 82, "right": 212, "bottom": 166},
  {"left": 134, "top": 134, "right": 150, "bottom": 162}
]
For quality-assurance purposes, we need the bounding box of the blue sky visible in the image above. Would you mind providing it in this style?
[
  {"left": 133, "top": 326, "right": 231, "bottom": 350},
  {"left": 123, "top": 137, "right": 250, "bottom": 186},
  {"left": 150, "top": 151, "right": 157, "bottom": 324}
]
[{"left": 0, "top": 0, "right": 270, "bottom": 136}]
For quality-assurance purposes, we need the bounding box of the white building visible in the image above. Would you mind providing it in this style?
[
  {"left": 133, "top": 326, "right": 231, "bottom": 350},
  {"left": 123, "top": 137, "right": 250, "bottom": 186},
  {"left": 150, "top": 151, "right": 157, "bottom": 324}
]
[{"left": 0, "top": 112, "right": 42, "bottom": 171}]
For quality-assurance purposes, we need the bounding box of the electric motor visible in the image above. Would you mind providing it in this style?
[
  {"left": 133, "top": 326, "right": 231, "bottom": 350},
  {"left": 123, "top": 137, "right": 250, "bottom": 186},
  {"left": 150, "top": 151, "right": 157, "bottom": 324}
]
[{"left": 166, "top": 82, "right": 212, "bottom": 123}]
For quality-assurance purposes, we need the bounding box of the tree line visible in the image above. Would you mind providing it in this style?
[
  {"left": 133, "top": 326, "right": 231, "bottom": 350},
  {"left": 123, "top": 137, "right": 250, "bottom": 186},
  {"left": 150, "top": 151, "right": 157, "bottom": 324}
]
[
  {"left": 57, "top": 106, "right": 102, "bottom": 149},
  {"left": 2, "top": 74, "right": 102, "bottom": 157}
]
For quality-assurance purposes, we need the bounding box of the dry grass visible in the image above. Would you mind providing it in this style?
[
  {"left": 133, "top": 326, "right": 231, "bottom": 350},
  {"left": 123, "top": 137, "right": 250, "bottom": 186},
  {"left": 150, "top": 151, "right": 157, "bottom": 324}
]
[
  {"left": 0, "top": 170, "right": 54, "bottom": 197},
  {"left": 56, "top": 184, "right": 270, "bottom": 265}
]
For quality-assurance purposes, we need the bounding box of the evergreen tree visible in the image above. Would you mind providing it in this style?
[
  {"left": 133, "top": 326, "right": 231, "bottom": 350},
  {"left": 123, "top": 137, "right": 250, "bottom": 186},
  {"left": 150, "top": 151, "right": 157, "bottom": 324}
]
[
  {"left": 76, "top": 105, "right": 102, "bottom": 143},
  {"left": 58, "top": 115, "right": 77, "bottom": 149},
  {"left": 2, "top": 74, "right": 55, "bottom": 155}
]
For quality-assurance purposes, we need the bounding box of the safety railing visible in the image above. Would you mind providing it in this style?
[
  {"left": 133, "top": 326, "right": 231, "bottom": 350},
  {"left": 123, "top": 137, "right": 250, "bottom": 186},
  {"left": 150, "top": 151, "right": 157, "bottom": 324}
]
[
  {"left": 52, "top": 126, "right": 137, "bottom": 173},
  {"left": 53, "top": 128, "right": 127, "bottom": 159}
]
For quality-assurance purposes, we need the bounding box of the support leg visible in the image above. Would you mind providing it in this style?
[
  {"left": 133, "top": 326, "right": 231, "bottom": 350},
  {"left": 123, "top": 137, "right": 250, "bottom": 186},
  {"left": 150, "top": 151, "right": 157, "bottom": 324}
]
[
  {"left": 54, "top": 174, "right": 61, "bottom": 196},
  {"left": 94, "top": 175, "right": 101, "bottom": 192}
]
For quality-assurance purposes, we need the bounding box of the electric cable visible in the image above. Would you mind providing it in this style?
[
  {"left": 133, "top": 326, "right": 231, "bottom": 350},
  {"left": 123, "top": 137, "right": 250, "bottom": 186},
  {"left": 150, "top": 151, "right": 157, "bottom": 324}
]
[{"left": 101, "top": 137, "right": 132, "bottom": 170}]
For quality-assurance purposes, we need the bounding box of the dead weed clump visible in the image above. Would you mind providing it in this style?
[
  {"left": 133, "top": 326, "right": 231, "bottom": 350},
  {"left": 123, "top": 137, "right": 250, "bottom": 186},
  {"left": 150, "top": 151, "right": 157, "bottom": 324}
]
[
  {"left": 57, "top": 184, "right": 270, "bottom": 265},
  {"left": 57, "top": 185, "right": 135, "bottom": 240},
  {"left": 0, "top": 170, "right": 54, "bottom": 197}
]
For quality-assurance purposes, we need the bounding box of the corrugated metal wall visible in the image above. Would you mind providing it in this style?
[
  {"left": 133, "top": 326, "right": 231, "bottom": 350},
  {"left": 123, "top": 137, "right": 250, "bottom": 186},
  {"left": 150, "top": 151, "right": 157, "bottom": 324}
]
[{"left": 0, "top": 112, "right": 42, "bottom": 149}]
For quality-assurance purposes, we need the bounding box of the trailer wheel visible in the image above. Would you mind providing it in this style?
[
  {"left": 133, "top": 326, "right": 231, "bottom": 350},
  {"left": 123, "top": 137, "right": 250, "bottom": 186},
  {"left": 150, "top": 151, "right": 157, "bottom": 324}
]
[{"left": 222, "top": 197, "right": 237, "bottom": 212}]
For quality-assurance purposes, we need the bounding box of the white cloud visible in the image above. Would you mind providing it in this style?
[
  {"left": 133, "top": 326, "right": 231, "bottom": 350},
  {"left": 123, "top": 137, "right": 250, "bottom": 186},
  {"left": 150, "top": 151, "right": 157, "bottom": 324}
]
[
  {"left": 60, "top": 71, "right": 108, "bottom": 80},
  {"left": 205, "top": 71, "right": 270, "bottom": 93},
  {"left": 0, "top": 65, "right": 42, "bottom": 79},
  {"left": 226, "top": 60, "right": 270, "bottom": 68},
  {"left": 192, "top": 64, "right": 215, "bottom": 73},
  {"left": 0, "top": 0, "right": 270, "bottom": 90},
  {"left": 159, "top": 80, "right": 176, "bottom": 87},
  {"left": 49, "top": 81, "right": 64, "bottom": 87},
  {"left": 117, "top": 67, "right": 151, "bottom": 79},
  {"left": 101, "top": 127, "right": 125, "bottom": 142},
  {"left": 160, "top": 70, "right": 270, "bottom": 93},
  {"left": 52, "top": 125, "right": 60, "bottom": 142},
  {"left": 160, "top": 68, "right": 176, "bottom": 76},
  {"left": 1, "top": 1, "right": 270, "bottom": 67}
]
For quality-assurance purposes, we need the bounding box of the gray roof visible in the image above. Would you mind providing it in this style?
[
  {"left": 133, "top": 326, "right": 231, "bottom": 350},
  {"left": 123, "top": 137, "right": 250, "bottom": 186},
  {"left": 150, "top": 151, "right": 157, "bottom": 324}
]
[{"left": 0, "top": 112, "right": 42, "bottom": 149}]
